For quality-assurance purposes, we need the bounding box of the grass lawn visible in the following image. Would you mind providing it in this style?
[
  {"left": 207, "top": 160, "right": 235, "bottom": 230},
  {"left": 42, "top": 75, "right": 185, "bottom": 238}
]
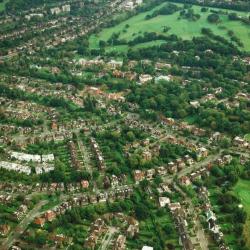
[
  {"left": 89, "top": 2, "right": 250, "bottom": 52},
  {"left": 244, "top": 133, "right": 250, "bottom": 142},
  {"left": 0, "top": 0, "right": 9, "bottom": 12},
  {"left": 233, "top": 179, "right": 250, "bottom": 248}
]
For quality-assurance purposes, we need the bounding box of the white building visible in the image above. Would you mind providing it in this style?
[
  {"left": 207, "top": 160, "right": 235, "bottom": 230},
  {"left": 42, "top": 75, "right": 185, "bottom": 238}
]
[
  {"left": 159, "top": 197, "right": 170, "bottom": 207},
  {"left": 0, "top": 161, "right": 31, "bottom": 175},
  {"left": 50, "top": 7, "right": 61, "bottom": 15},
  {"left": 139, "top": 74, "right": 153, "bottom": 84},
  {"left": 155, "top": 75, "right": 171, "bottom": 83},
  {"left": 61, "top": 4, "right": 70, "bottom": 12},
  {"left": 142, "top": 246, "right": 153, "bottom": 250},
  {"left": 10, "top": 151, "right": 41, "bottom": 162}
]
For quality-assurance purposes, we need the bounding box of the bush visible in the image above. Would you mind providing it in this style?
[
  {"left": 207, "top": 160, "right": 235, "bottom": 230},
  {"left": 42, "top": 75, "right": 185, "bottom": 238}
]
[{"left": 207, "top": 13, "right": 220, "bottom": 23}]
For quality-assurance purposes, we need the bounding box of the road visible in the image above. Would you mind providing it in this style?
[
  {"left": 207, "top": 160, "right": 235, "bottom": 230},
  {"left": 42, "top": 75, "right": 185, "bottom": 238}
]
[
  {"left": 162, "top": 151, "right": 222, "bottom": 183},
  {"left": 173, "top": 184, "right": 208, "bottom": 250},
  {"left": 1, "top": 200, "right": 48, "bottom": 250}
]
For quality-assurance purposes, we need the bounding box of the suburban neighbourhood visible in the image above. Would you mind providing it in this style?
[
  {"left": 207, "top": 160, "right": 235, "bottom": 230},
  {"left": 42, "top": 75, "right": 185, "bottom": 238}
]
[{"left": 0, "top": 0, "right": 250, "bottom": 249}]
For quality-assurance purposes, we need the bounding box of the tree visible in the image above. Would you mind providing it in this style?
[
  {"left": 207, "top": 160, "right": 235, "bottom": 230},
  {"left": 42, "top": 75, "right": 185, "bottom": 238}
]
[
  {"left": 99, "top": 40, "right": 106, "bottom": 48},
  {"left": 135, "top": 204, "right": 149, "bottom": 220},
  {"left": 207, "top": 13, "right": 220, "bottom": 23}
]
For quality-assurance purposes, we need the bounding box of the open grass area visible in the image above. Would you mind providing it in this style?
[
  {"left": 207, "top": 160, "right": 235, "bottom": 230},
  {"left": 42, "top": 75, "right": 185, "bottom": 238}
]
[
  {"left": 244, "top": 133, "right": 250, "bottom": 142},
  {"left": 0, "top": 0, "right": 9, "bottom": 12},
  {"left": 233, "top": 179, "right": 250, "bottom": 249},
  {"left": 89, "top": 2, "right": 250, "bottom": 52}
]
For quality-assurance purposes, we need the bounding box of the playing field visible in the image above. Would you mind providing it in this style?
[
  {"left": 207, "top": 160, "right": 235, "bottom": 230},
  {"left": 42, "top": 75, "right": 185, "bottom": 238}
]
[
  {"left": 89, "top": 2, "right": 250, "bottom": 51},
  {"left": 233, "top": 179, "right": 250, "bottom": 248}
]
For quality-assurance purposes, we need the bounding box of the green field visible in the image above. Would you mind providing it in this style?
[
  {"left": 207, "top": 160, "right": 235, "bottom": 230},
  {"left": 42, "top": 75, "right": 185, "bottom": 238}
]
[
  {"left": 233, "top": 179, "right": 250, "bottom": 248},
  {"left": 0, "top": 0, "right": 9, "bottom": 12},
  {"left": 89, "top": 2, "right": 250, "bottom": 52},
  {"left": 244, "top": 133, "right": 250, "bottom": 142}
]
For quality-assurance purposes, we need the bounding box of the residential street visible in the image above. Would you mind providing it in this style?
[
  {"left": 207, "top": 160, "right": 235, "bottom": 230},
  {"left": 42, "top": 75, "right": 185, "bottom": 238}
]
[{"left": 1, "top": 200, "right": 48, "bottom": 250}]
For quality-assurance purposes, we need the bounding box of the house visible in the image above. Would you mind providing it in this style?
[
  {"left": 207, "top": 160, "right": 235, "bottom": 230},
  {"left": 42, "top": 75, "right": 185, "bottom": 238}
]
[
  {"left": 111, "top": 175, "right": 119, "bottom": 187},
  {"left": 81, "top": 180, "right": 89, "bottom": 189},
  {"left": 135, "top": 0, "right": 143, "bottom": 5},
  {"left": 156, "top": 166, "right": 167, "bottom": 176},
  {"left": 50, "top": 234, "right": 68, "bottom": 245},
  {"left": 34, "top": 217, "right": 46, "bottom": 227},
  {"left": 202, "top": 93, "right": 216, "bottom": 102},
  {"left": 0, "top": 161, "right": 31, "bottom": 175},
  {"left": 190, "top": 101, "right": 200, "bottom": 109},
  {"left": 155, "top": 62, "right": 171, "bottom": 70},
  {"left": 161, "top": 116, "right": 175, "bottom": 126},
  {"left": 124, "top": 1, "right": 134, "bottom": 10},
  {"left": 142, "top": 246, "right": 153, "bottom": 250},
  {"left": 51, "top": 121, "right": 58, "bottom": 130},
  {"left": 197, "top": 147, "right": 208, "bottom": 160},
  {"left": 0, "top": 224, "right": 10, "bottom": 236},
  {"left": 168, "top": 202, "right": 181, "bottom": 212},
  {"left": 159, "top": 197, "right": 170, "bottom": 207},
  {"left": 176, "top": 158, "right": 185, "bottom": 171},
  {"left": 84, "top": 234, "right": 98, "bottom": 249},
  {"left": 133, "top": 170, "right": 145, "bottom": 183},
  {"left": 160, "top": 183, "right": 172, "bottom": 193},
  {"left": 139, "top": 74, "right": 153, "bottom": 84},
  {"left": 145, "top": 169, "right": 155, "bottom": 180},
  {"left": 25, "top": 13, "right": 44, "bottom": 20},
  {"left": 233, "top": 136, "right": 245, "bottom": 146},
  {"left": 44, "top": 210, "right": 56, "bottom": 222},
  {"left": 126, "top": 224, "right": 139, "bottom": 238},
  {"left": 10, "top": 151, "right": 41, "bottom": 162},
  {"left": 98, "top": 193, "right": 108, "bottom": 202},
  {"left": 107, "top": 60, "right": 123, "bottom": 69},
  {"left": 61, "top": 4, "right": 70, "bottom": 12},
  {"left": 155, "top": 75, "right": 171, "bottom": 83},
  {"left": 168, "top": 162, "right": 177, "bottom": 173},
  {"left": 222, "top": 155, "right": 233, "bottom": 164},
  {"left": 114, "top": 235, "right": 126, "bottom": 250},
  {"left": 210, "top": 132, "right": 221, "bottom": 141},
  {"left": 184, "top": 155, "right": 194, "bottom": 166},
  {"left": 179, "top": 176, "right": 191, "bottom": 186},
  {"left": 50, "top": 7, "right": 61, "bottom": 15},
  {"left": 214, "top": 87, "right": 223, "bottom": 94},
  {"left": 41, "top": 154, "right": 54, "bottom": 162}
]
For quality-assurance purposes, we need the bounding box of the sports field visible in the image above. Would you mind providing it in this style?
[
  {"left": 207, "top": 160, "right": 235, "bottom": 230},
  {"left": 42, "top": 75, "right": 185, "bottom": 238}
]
[
  {"left": 233, "top": 179, "right": 250, "bottom": 248},
  {"left": 89, "top": 2, "right": 250, "bottom": 51}
]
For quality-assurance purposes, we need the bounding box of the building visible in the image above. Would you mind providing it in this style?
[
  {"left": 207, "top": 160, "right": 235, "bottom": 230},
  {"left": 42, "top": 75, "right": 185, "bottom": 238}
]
[
  {"left": 142, "top": 246, "right": 153, "bottom": 250},
  {"left": 159, "top": 197, "right": 170, "bottom": 207},
  {"left": 44, "top": 210, "right": 56, "bottom": 222},
  {"left": 133, "top": 170, "right": 145, "bottom": 183},
  {"left": 190, "top": 101, "right": 200, "bottom": 109},
  {"left": 180, "top": 176, "right": 191, "bottom": 186},
  {"left": 34, "top": 217, "right": 46, "bottom": 227},
  {"left": 113, "top": 235, "right": 126, "bottom": 250},
  {"left": 81, "top": 180, "right": 89, "bottom": 189},
  {"left": 139, "top": 74, "right": 153, "bottom": 84},
  {"left": 61, "top": 4, "right": 70, "bottom": 12},
  {"left": 0, "top": 224, "right": 10, "bottom": 236},
  {"left": 50, "top": 7, "right": 61, "bottom": 15},
  {"left": 155, "top": 75, "right": 171, "bottom": 83}
]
